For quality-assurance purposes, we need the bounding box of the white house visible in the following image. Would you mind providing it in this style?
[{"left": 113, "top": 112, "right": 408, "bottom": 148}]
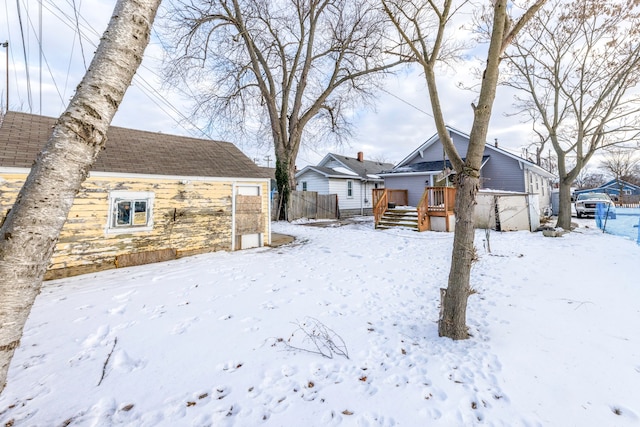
[{"left": 295, "top": 152, "right": 394, "bottom": 216}]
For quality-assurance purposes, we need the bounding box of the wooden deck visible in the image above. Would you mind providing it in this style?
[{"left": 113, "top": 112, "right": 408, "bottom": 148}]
[{"left": 373, "top": 187, "right": 456, "bottom": 232}]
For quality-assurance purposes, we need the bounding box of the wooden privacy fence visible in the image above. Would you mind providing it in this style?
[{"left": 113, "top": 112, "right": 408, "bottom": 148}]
[{"left": 271, "top": 191, "right": 339, "bottom": 221}]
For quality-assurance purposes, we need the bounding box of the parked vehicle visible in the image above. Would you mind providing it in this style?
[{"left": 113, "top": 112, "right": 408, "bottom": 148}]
[{"left": 575, "top": 193, "right": 617, "bottom": 219}]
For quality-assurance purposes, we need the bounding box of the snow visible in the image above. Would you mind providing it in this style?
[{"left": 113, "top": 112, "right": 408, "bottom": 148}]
[
  {"left": 1, "top": 217, "right": 639, "bottom": 426},
  {"left": 601, "top": 208, "right": 640, "bottom": 242},
  {"left": 331, "top": 167, "right": 358, "bottom": 176}
]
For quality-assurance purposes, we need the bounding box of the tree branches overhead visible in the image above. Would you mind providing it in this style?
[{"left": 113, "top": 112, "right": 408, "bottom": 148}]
[
  {"left": 162, "top": 0, "right": 407, "bottom": 220},
  {"left": 504, "top": 0, "right": 640, "bottom": 228},
  {"left": 162, "top": 0, "right": 405, "bottom": 144},
  {"left": 505, "top": 0, "right": 640, "bottom": 159}
]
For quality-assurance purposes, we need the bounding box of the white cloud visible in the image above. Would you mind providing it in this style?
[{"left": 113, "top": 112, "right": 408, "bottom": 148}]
[{"left": 2, "top": 1, "right": 539, "bottom": 169}]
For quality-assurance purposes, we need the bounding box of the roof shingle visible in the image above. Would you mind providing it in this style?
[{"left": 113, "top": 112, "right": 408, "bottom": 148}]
[{"left": 0, "top": 111, "right": 268, "bottom": 179}]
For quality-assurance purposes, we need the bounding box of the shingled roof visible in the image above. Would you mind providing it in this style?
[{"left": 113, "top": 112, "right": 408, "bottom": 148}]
[
  {"left": 326, "top": 153, "right": 394, "bottom": 178},
  {"left": 0, "top": 111, "right": 268, "bottom": 179},
  {"left": 384, "top": 156, "right": 490, "bottom": 174}
]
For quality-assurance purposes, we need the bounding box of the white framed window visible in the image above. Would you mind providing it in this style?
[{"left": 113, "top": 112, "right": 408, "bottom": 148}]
[
  {"left": 347, "top": 180, "right": 353, "bottom": 198},
  {"left": 107, "top": 191, "right": 154, "bottom": 234},
  {"left": 624, "top": 189, "right": 632, "bottom": 195},
  {"left": 302, "top": 181, "right": 307, "bottom": 191}
]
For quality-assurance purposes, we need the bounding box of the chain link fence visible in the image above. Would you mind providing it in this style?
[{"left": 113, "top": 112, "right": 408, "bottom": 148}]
[{"left": 596, "top": 206, "right": 640, "bottom": 245}]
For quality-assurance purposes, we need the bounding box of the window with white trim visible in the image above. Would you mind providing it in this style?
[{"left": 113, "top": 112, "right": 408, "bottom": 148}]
[
  {"left": 347, "top": 180, "right": 353, "bottom": 198},
  {"left": 302, "top": 181, "right": 307, "bottom": 191},
  {"left": 107, "top": 191, "right": 154, "bottom": 233}
]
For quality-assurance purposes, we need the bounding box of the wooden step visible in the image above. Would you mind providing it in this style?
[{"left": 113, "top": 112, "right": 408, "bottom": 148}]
[{"left": 377, "top": 208, "right": 419, "bottom": 230}]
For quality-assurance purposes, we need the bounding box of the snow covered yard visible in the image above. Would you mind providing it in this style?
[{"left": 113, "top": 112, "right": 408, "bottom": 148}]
[{"left": 1, "top": 217, "right": 639, "bottom": 426}]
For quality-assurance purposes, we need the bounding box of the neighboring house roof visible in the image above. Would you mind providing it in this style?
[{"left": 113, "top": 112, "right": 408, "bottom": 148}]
[
  {"left": 259, "top": 167, "right": 276, "bottom": 180},
  {"left": 0, "top": 111, "right": 268, "bottom": 179},
  {"left": 392, "top": 126, "right": 555, "bottom": 179},
  {"left": 599, "top": 179, "right": 640, "bottom": 192},
  {"left": 574, "top": 179, "right": 640, "bottom": 194},
  {"left": 295, "top": 153, "right": 394, "bottom": 181}
]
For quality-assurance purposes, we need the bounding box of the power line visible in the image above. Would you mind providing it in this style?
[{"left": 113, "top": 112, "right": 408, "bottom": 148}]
[
  {"left": 4, "top": 0, "right": 23, "bottom": 109},
  {"left": 15, "top": 0, "right": 33, "bottom": 112},
  {"left": 19, "top": 0, "right": 66, "bottom": 107},
  {"left": 38, "top": 0, "right": 42, "bottom": 113},
  {"left": 71, "top": 0, "right": 87, "bottom": 70},
  {"left": 37, "top": 0, "right": 212, "bottom": 141},
  {"left": 380, "top": 87, "right": 433, "bottom": 118},
  {"left": 6, "top": 0, "right": 251, "bottom": 157}
]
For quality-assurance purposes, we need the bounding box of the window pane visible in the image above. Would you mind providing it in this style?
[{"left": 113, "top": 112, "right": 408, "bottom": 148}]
[
  {"left": 133, "top": 201, "right": 148, "bottom": 226},
  {"left": 116, "top": 201, "right": 132, "bottom": 226}
]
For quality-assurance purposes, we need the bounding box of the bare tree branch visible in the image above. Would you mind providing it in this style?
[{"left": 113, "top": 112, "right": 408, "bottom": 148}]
[
  {"left": 504, "top": 0, "right": 640, "bottom": 228},
  {"left": 161, "top": 0, "right": 407, "bottom": 219}
]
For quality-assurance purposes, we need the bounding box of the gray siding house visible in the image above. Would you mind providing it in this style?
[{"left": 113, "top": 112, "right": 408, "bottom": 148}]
[
  {"left": 295, "top": 152, "right": 394, "bottom": 216},
  {"left": 381, "top": 127, "right": 555, "bottom": 212}
]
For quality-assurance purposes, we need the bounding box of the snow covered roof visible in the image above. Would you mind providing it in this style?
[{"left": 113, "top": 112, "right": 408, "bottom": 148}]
[
  {"left": 295, "top": 153, "right": 393, "bottom": 180},
  {"left": 331, "top": 166, "right": 358, "bottom": 176}
]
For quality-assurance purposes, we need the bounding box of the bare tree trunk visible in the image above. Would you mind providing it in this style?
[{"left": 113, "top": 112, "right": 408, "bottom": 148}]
[
  {"left": 438, "top": 173, "right": 478, "bottom": 338},
  {"left": 0, "top": 0, "right": 160, "bottom": 394},
  {"left": 275, "top": 155, "right": 295, "bottom": 221},
  {"left": 274, "top": 131, "right": 301, "bottom": 221},
  {"left": 383, "top": 0, "right": 545, "bottom": 340},
  {"left": 556, "top": 179, "right": 574, "bottom": 229},
  {"left": 438, "top": 1, "right": 505, "bottom": 340}
]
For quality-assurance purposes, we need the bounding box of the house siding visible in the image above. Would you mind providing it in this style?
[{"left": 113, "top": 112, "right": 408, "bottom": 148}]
[
  {"left": 296, "top": 170, "right": 330, "bottom": 193},
  {"left": 407, "top": 132, "right": 471, "bottom": 164},
  {"left": 329, "top": 178, "right": 358, "bottom": 210},
  {"left": 384, "top": 175, "right": 431, "bottom": 206},
  {"left": 481, "top": 152, "right": 524, "bottom": 192},
  {"left": 297, "top": 170, "right": 381, "bottom": 214},
  {"left": 391, "top": 129, "right": 554, "bottom": 213},
  {"left": 324, "top": 159, "right": 345, "bottom": 169},
  {"left": 0, "top": 172, "right": 269, "bottom": 279}
]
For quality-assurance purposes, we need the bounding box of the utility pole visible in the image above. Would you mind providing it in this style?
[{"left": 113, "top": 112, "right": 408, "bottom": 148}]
[
  {"left": 263, "top": 155, "right": 272, "bottom": 168},
  {"left": 2, "top": 41, "right": 7, "bottom": 112}
]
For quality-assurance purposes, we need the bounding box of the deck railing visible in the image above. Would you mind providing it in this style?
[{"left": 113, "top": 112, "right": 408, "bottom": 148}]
[
  {"left": 374, "top": 187, "right": 455, "bottom": 231},
  {"left": 425, "top": 187, "right": 456, "bottom": 212},
  {"left": 373, "top": 189, "right": 410, "bottom": 227},
  {"left": 418, "top": 187, "right": 456, "bottom": 232},
  {"left": 373, "top": 189, "right": 388, "bottom": 226}
]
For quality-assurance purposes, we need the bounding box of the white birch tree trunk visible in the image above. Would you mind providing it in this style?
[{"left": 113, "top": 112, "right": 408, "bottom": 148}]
[{"left": 0, "top": 0, "right": 161, "bottom": 394}]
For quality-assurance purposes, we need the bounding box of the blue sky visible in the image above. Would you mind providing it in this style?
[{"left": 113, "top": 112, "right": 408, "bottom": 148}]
[{"left": 1, "top": 0, "right": 538, "bottom": 168}]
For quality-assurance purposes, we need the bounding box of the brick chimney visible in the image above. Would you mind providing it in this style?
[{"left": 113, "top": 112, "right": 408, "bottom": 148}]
[{"left": 357, "top": 151, "right": 364, "bottom": 162}]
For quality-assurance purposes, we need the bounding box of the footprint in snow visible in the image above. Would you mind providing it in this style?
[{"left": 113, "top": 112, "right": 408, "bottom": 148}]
[
  {"left": 112, "top": 289, "right": 136, "bottom": 302},
  {"left": 82, "top": 325, "right": 111, "bottom": 348},
  {"left": 171, "top": 317, "right": 199, "bottom": 335},
  {"left": 218, "top": 361, "right": 244, "bottom": 373},
  {"left": 107, "top": 304, "right": 127, "bottom": 315}
]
